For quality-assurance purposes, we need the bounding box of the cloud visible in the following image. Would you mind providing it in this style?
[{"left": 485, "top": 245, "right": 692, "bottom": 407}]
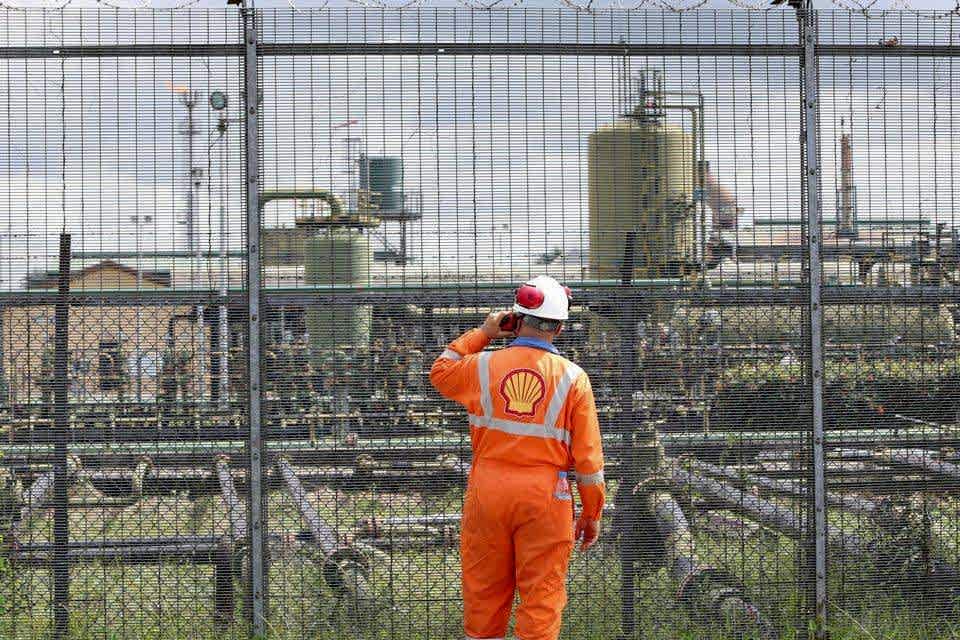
[{"left": 3, "top": 4, "right": 960, "bottom": 289}]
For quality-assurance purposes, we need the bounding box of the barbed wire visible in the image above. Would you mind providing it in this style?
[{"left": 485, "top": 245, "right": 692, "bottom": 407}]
[
  {"left": 0, "top": 0, "right": 201, "bottom": 8},
  {"left": 0, "top": 0, "right": 957, "bottom": 15},
  {"left": 0, "top": 0, "right": 72, "bottom": 10},
  {"left": 890, "top": 0, "right": 959, "bottom": 18}
]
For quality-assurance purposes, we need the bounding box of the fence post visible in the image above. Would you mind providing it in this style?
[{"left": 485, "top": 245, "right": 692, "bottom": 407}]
[
  {"left": 241, "top": 6, "right": 266, "bottom": 637},
  {"left": 53, "top": 233, "right": 71, "bottom": 640},
  {"left": 798, "top": 3, "right": 828, "bottom": 638}
]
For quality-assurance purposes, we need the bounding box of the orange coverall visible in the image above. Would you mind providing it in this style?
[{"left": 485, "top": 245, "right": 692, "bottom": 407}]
[{"left": 431, "top": 328, "right": 606, "bottom": 640}]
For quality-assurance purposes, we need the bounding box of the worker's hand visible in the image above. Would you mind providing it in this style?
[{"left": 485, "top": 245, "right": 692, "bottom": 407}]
[
  {"left": 480, "top": 311, "right": 515, "bottom": 340},
  {"left": 574, "top": 517, "right": 600, "bottom": 552}
]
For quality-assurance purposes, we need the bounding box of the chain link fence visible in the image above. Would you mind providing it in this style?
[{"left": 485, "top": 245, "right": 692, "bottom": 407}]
[{"left": 0, "top": 5, "right": 959, "bottom": 639}]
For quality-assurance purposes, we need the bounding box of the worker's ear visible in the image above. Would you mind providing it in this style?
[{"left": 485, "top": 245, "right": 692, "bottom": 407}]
[{"left": 555, "top": 322, "right": 564, "bottom": 336}]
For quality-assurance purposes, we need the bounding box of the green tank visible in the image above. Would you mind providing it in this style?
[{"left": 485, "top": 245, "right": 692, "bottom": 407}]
[
  {"left": 262, "top": 227, "right": 307, "bottom": 266},
  {"left": 588, "top": 119, "right": 695, "bottom": 279},
  {"left": 359, "top": 155, "right": 407, "bottom": 218},
  {"left": 304, "top": 229, "right": 372, "bottom": 354}
]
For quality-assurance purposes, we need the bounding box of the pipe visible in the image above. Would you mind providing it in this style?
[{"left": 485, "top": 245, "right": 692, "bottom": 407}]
[
  {"left": 682, "top": 458, "right": 880, "bottom": 516},
  {"left": 15, "top": 454, "right": 81, "bottom": 535},
  {"left": 260, "top": 189, "right": 346, "bottom": 218},
  {"left": 213, "top": 542, "right": 236, "bottom": 630},
  {"left": 694, "top": 510, "right": 762, "bottom": 541},
  {"left": 653, "top": 493, "right": 776, "bottom": 639},
  {"left": 664, "top": 460, "right": 865, "bottom": 557},
  {"left": 703, "top": 168, "right": 739, "bottom": 230},
  {"left": 356, "top": 514, "right": 461, "bottom": 536},
  {"left": 70, "top": 464, "right": 467, "bottom": 497},
  {"left": 69, "top": 456, "right": 155, "bottom": 507},
  {"left": 216, "top": 455, "right": 247, "bottom": 546},
  {"left": 875, "top": 448, "right": 960, "bottom": 481},
  {"left": 837, "top": 127, "right": 856, "bottom": 238},
  {"left": 276, "top": 458, "right": 374, "bottom": 609},
  {"left": 8, "top": 535, "right": 225, "bottom": 566}
]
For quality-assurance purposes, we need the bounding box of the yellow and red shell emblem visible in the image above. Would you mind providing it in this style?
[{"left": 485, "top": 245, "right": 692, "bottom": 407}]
[{"left": 500, "top": 368, "right": 546, "bottom": 418}]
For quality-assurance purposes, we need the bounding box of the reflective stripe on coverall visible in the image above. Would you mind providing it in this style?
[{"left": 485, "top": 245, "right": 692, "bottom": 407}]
[{"left": 430, "top": 329, "right": 606, "bottom": 640}]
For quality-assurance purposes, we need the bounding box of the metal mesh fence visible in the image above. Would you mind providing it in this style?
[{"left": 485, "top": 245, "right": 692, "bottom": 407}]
[{"left": 0, "top": 6, "right": 958, "bottom": 640}]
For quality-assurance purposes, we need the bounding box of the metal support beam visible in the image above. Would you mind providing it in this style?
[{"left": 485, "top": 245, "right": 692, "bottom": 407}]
[
  {"left": 4, "top": 284, "right": 960, "bottom": 308},
  {"left": 241, "top": 7, "right": 266, "bottom": 636},
  {"left": 799, "top": 5, "right": 829, "bottom": 637},
  {"left": 8, "top": 536, "right": 226, "bottom": 565},
  {"left": 3, "top": 42, "right": 959, "bottom": 61}
]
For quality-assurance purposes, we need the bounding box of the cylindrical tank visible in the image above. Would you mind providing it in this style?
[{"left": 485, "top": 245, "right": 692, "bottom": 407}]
[
  {"left": 359, "top": 155, "right": 405, "bottom": 216},
  {"left": 262, "top": 228, "right": 307, "bottom": 266},
  {"left": 304, "top": 229, "right": 372, "bottom": 354},
  {"left": 588, "top": 119, "right": 695, "bottom": 279}
]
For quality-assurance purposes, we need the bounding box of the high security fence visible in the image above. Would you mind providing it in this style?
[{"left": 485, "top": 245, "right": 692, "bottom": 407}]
[{"left": 1, "top": 5, "right": 959, "bottom": 639}]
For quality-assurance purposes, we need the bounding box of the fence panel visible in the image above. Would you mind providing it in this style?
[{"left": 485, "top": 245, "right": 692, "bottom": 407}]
[
  {"left": 817, "top": 10, "right": 960, "bottom": 639},
  {"left": 257, "top": 8, "right": 811, "bottom": 640},
  {"left": 4, "top": 6, "right": 957, "bottom": 640},
  {"left": 0, "top": 10, "right": 251, "bottom": 639}
]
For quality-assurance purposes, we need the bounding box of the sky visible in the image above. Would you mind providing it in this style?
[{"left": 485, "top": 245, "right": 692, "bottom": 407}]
[{"left": 1, "top": 0, "right": 959, "bottom": 289}]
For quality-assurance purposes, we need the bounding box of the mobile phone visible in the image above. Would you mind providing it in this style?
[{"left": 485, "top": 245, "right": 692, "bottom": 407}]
[{"left": 499, "top": 313, "right": 519, "bottom": 333}]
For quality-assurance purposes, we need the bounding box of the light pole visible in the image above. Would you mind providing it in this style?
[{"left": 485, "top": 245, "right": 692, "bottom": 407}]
[
  {"left": 209, "top": 90, "right": 234, "bottom": 408},
  {"left": 172, "top": 86, "right": 208, "bottom": 400}
]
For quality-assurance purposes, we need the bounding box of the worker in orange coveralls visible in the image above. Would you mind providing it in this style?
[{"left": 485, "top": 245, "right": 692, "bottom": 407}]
[{"left": 430, "top": 275, "right": 606, "bottom": 640}]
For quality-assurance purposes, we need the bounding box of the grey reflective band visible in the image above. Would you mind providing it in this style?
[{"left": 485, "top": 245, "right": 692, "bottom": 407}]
[
  {"left": 477, "top": 351, "right": 493, "bottom": 419},
  {"left": 543, "top": 361, "right": 584, "bottom": 430},
  {"left": 473, "top": 352, "right": 581, "bottom": 445},
  {"left": 577, "top": 469, "right": 605, "bottom": 485},
  {"left": 469, "top": 413, "right": 572, "bottom": 446},
  {"left": 440, "top": 349, "right": 462, "bottom": 361}
]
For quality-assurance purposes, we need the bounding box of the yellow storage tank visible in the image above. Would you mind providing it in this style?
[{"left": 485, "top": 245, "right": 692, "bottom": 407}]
[{"left": 588, "top": 119, "right": 696, "bottom": 279}]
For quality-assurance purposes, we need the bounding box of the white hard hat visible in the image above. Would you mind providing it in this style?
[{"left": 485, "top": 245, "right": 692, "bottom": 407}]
[{"left": 512, "top": 275, "right": 572, "bottom": 321}]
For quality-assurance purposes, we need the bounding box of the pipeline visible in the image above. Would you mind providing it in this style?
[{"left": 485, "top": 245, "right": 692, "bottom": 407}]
[
  {"left": 653, "top": 492, "right": 776, "bottom": 639},
  {"left": 663, "top": 459, "right": 866, "bottom": 557},
  {"left": 9, "top": 428, "right": 960, "bottom": 466},
  {"left": 694, "top": 510, "right": 762, "bottom": 541},
  {"left": 72, "top": 456, "right": 155, "bottom": 507},
  {"left": 874, "top": 448, "right": 960, "bottom": 482},
  {"left": 261, "top": 188, "right": 346, "bottom": 218},
  {"left": 72, "top": 463, "right": 465, "bottom": 497},
  {"left": 215, "top": 456, "right": 247, "bottom": 546},
  {"left": 682, "top": 458, "right": 880, "bottom": 516},
  {"left": 15, "top": 453, "right": 81, "bottom": 536},
  {"left": 276, "top": 458, "right": 374, "bottom": 612}
]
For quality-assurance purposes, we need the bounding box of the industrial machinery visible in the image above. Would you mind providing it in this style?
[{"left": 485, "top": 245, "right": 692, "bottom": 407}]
[
  {"left": 588, "top": 70, "right": 698, "bottom": 280},
  {"left": 357, "top": 154, "right": 422, "bottom": 265}
]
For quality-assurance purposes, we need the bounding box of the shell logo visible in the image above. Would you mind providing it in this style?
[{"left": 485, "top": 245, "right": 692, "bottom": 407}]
[{"left": 499, "top": 368, "right": 546, "bottom": 418}]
